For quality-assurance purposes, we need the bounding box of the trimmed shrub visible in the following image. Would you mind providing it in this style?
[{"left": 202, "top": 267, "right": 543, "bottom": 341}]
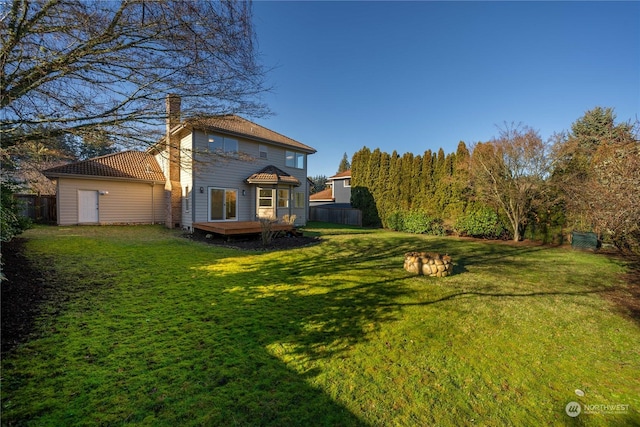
[
  {"left": 403, "top": 210, "right": 444, "bottom": 235},
  {"left": 386, "top": 211, "right": 404, "bottom": 231},
  {"left": 455, "top": 206, "right": 506, "bottom": 239},
  {"left": 386, "top": 210, "right": 445, "bottom": 236}
]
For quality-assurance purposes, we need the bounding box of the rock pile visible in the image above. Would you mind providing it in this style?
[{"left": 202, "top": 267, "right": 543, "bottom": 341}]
[{"left": 404, "top": 252, "right": 453, "bottom": 277}]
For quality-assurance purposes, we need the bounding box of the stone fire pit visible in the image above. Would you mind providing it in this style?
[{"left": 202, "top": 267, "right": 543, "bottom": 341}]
[{"left": 404, "top": 252, "right": 453, "bottom": 277}]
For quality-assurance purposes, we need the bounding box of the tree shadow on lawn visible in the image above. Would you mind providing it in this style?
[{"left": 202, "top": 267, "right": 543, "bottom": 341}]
[
  {"left": 4, "top": 235, "right": 418, "bottom": 426},
  {"left": 2, "top": 239, "right": 386, "bottom": 425},
  {"left": 198, "top": 234, "right": 607, "bottom": 369},
  {"left": 395, "top": 236, "right": 640, "bottom": 326},
  {"left": 157, "top": 239, "right": 419, "bottom": 425},
  {"left": 186, "top": 234, "right": 633, "bottom": 424},
  {"left": 5, "top": 232, "right": 635, "bottom": 426}
]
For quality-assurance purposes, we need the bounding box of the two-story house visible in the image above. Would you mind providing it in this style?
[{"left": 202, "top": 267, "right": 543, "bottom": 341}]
[
  {"left": 44, "top": 95, "right": 316, "bottom": 229},
  {"left": 309, "top": 169, "right": 352, "bottom": 208}
]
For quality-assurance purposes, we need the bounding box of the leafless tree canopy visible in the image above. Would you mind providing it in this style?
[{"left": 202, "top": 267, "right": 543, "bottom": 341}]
[
  {"left": 471, "top": 123, "right": 551, "bottom": 242},
  {"left": 1, "top": 0, "right": 268, "bottom": 149}
]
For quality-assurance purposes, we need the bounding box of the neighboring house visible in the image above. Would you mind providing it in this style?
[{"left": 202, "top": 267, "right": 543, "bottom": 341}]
[
  {"left": 310, "top": 169, "right": 352, "bottom": 208},
  {"left": 308, "top": 169, "right": 361, "bottom": 226},
  {"left": 44, "top": 95, "right": 317, "bottom": 229},
  {"left": 43, "top": 151, "right": 166, "bottom": 225}
]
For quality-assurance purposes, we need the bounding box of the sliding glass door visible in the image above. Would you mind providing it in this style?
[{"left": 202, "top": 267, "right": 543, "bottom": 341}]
[{"left": 208, "top": 188, "right": 237, "bottom": 221}]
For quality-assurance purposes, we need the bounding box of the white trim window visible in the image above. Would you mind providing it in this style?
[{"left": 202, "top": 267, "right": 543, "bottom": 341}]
[
  {"left": 278, "top": 189, "right": 289, "bottom": 208},
  {"left": 294, "top": 192, "right": 305, "bottom": 208}
]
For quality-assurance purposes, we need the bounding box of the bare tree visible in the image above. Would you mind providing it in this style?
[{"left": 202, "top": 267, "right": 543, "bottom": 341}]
[
  {"left": 551, "top": 108, "right": 640, "bottom": 253},
  {"left": 471, "top": 123, "right": 551, "bottom": 242},
  {"left": 586, "top": 139, "right": 640, "bottom": 253},
  {"left": 1, "top": 0, "right": 269, "bottom": 150}
]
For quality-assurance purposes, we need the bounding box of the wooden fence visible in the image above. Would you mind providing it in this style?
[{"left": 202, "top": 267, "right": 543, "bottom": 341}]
[
  {"left": 14, "top": 194, "right": 57, "bottom": 223},
  {"left": 309, "top": 206, "right": 362, "bottom": 227}
]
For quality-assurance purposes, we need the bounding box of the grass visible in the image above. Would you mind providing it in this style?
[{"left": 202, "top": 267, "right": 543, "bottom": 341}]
[{"left": 1, "top": 223, "right": 639, "bottom": 426}]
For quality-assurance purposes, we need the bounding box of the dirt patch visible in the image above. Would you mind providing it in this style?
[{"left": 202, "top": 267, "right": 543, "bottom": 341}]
[
  {"left": 187, "top": 229, "right": 321, "bottom": 251},
  {"left": 1, "top": 238, "right": 53, "bottom": 354}
]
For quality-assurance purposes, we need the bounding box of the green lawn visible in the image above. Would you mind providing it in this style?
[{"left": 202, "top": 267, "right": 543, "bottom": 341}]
[{"left": 2, "top": 224, "right": 639, "bottom": 426}]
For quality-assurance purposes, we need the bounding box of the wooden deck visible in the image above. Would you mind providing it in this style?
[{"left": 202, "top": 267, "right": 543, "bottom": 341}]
[{"left": 193, "top": 221, "right": 294, "bottom": 236}]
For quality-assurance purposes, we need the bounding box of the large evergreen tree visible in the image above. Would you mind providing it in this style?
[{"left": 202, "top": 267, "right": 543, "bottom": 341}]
[{"left": 337, "top": 152, "right": 351, "bottom": 174}]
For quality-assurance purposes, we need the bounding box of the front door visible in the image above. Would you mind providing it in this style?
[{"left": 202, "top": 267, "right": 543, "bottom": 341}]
[
  {"left": 78, "top": 190, "right": 98, "bottom": 223},
  {"left": 257, "top": 187, "right": 275, "bottom": 220},
  {"left": 208, "top": 188, "right": 237, "bottom": 221}
]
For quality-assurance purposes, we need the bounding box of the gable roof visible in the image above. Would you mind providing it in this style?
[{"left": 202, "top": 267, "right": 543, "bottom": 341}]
[
  {"left": 245, "top": 165, "right": 301, "bottom": 186},
  {"left": 179, "top": 115, "right": 316, "bottom": 154},
  {"left": 43, "top": 151, "right": 166, "bottom": 183},
  {"left": 329, "top": 169, "right": 351, "bottom": 179}
]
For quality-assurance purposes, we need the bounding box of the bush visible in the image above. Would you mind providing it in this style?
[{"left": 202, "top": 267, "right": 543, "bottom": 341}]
[
  {"left": 403, "top": 210, "right": 444, "bottom": 235},
  {"left": 455, "top": 206, "right": 506, "bottom": 239},
  {"left": 385, "top": 210, "right": 445, "bottom": 236},
  {"left": 1, "top": 182, "right": 32, "bottom": 243},
  {"left": 386, "top": 211, "right": 404, "bottom": 231}
]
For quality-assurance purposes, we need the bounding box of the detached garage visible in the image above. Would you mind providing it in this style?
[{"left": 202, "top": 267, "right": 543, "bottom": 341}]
[{"left": 43, "top": 151, "right": 166, "bottom": 226}]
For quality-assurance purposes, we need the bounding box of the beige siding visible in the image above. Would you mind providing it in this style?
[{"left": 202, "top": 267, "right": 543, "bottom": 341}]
[
  {"left": 191, "top": 130, "right": 311, "bottom": 225},
  {"left": 155, "top": 150, "right": 169, "bottom": 178},
  {"left": 56, "top": 178, "right": 164, "bottom": 225}
]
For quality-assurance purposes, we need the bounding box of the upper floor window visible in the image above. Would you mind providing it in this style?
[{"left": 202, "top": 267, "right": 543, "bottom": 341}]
[
  {"left": 343, "top": 178, "right": 351, "bottom": 187},
  {"left": 259, "top": 145, "right": 268, "bottom": 159},
  {"left": 286, "top": 151, "right": 305, "bottom": 169},
  {"left": 208, "top": 135, "right": 238, "bottom": 154}
]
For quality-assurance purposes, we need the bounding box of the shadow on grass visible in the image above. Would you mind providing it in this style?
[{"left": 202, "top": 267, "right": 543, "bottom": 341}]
[
  {"left": 3, "top": 232, "right": 417, "bottom": 426},
  {"left": 3, "top": 229, "right": 636, "bottom": 426}
]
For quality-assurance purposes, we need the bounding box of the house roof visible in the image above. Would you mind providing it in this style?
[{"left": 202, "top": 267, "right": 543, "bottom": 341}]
[
  {"left": 181, "top": 115, "right": 316, "bottom": 154},
  {"left": 329, "top": 169, "right": 351, "bottom": 179},
  {"left": 310, "top": 188, "right": 333, "bottom": 201},
  {"left": 43, "top": 151, "right": 166, "bottom": 183},
  {"left": 245, "top": 165, "right": 301, "bottom": 187}
]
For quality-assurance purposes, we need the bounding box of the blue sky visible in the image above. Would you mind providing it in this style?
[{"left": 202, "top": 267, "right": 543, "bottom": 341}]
[{"left": 251, "top": 1, "right": 639, "bottom": 178}]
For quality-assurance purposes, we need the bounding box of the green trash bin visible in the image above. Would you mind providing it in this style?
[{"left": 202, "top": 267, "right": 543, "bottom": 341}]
[{"left": 571, "top": 231, "right": 598, "bottom": 250}]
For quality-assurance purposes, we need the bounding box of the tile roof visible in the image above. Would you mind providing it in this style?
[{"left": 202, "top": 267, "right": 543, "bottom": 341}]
[
  {"left": 310, "top": 188, "right": 333, "bottom": 200},
  {"left": 245, "top": 165, "right": 301, "bottom": 186},
  {"left": 184, "top": 115, "right": 316, "bottom": 153},
  {"left": 43, "top": 151, "right": 166, "bottom": 183},
  {"left": 329, "top": 169, "right": 351, "bottom": 179}
]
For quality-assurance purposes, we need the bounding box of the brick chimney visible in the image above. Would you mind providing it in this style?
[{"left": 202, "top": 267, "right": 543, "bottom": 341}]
[{"left": 164, "top": 94, "right": 182, "bottom": 228}]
